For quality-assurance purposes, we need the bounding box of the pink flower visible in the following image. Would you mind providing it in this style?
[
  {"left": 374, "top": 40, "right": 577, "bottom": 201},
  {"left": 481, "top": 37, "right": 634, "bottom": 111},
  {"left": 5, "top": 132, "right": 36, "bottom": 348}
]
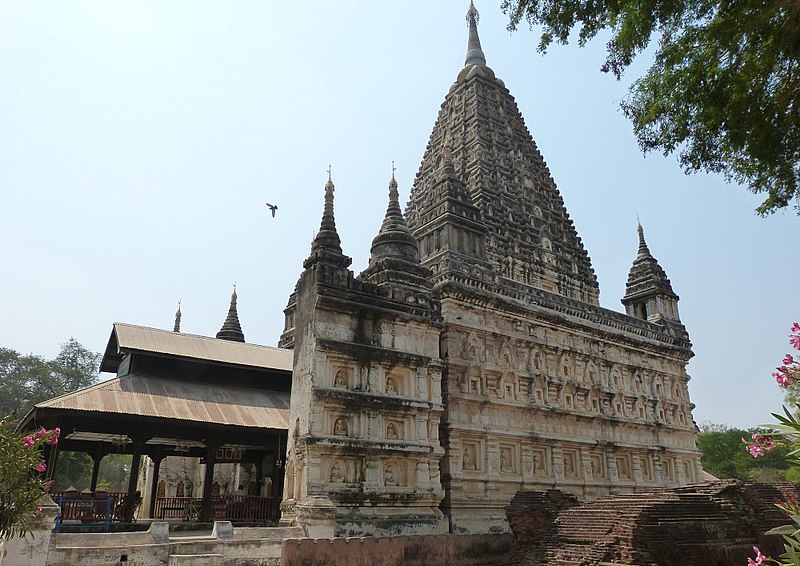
[
  {"left": 774, "top": 370, "right": 796, "bottom": 387},
  {"left": 46, "top": 427, "right": 60, "bottom": 445},
  {"left": 785, "top": 354, "right": 795, "bottom": 365},
  {"left": 35, "top": 460, "right": 46, "bottom": 473},
  {"left": 748, "top": 546, "right": 766, "bottom": 565},
  {"left": 22, "top": 436, "right": 35, "bottom": 448},
  {"left": 35, "top": 507, "right": 43, "bottom": 513},
  {"left": 36, "top": 427, "right": 46, "bottom": 438},
  {"left": 792, "top": 322, "right": 800, "bottom": 333},
  {"left": 791, "top": 334, "right": 800, "bottom": 351},
  {"left": 746, "top": 444, "right": 764, "bottom": 457}
]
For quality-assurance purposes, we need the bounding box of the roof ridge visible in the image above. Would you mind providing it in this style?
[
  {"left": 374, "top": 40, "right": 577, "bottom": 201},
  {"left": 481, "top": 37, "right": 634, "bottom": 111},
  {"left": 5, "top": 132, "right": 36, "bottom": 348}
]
[{"left": 112, "top": 322, "right": 291, "bottom": 353}]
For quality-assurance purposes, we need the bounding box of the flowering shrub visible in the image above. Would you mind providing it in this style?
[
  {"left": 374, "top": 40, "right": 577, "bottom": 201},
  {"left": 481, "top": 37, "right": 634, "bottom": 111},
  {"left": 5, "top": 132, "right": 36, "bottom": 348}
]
[
  {"left": 0, "top": 419, "right": 59, "bottom": 540},
  {"left": 745, "top": 324, "right": 800, "bottom": 565}
]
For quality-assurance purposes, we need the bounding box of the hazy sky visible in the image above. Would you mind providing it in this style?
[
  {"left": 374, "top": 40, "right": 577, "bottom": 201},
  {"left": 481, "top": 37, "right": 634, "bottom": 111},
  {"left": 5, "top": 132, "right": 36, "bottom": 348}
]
[{"left": 1, "top": 1, "right": 796, "bottom": 430}]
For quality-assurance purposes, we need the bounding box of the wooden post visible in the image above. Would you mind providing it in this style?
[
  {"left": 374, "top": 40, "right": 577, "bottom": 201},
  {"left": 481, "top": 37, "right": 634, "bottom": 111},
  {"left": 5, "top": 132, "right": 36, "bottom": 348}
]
[
  {"left": 123, "top": 437, "right": 147, "bottom": 523},
  {"left": 148, "top": 453, "right": 164, "bottom": 520},
  {"left": 200, "top": 443, "right": 219, "bottom": 523},
  {"left": 89, "top": 445, "right": 105, "bottom": 491}
]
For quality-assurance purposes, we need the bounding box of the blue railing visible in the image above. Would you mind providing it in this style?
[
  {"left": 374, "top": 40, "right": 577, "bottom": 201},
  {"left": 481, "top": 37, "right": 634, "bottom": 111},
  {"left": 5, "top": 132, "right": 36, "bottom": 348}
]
[{"left": 54, "top": 496, "right": 111, "bottom": 532}]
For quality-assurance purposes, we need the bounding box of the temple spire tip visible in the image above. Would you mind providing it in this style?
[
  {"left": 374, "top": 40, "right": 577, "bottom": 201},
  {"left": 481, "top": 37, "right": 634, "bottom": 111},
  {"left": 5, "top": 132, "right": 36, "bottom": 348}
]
[
  {"left": 173, "top": 300, "right": 182, "bottom": 333},
  {"left": 465, "top": 1, "right": 486, "bottom": 67}
]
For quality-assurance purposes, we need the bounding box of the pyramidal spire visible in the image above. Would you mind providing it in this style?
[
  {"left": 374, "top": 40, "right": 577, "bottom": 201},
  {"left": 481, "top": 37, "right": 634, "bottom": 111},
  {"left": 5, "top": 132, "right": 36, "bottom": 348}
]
[
  {"left": 368, "top": 164, "right": 420, "bottom": 264},
  {"left": 637, "top": 221, "right": 651, "bottom": 258},
  {"left": 173, "top": 300, "right": 182, "bottom": 333},
  {"left": 622, "top": 224, "right": 682, "bottom": 325},
  {"left": 465, "top": 1, "right": 486, "bottom": 67},
  {"left": 216, "top": 287, "right": 245, "bottom": 342},
  {"left": 380, "top": 163, "right": 405, "bottom": 231},
  {"left": 304, "top": 167, "right": 352, "bottom": 269}
]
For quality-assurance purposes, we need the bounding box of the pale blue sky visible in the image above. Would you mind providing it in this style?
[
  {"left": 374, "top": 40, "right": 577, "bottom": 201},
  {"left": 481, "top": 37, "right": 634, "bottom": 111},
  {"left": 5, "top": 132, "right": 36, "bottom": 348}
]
[{"left": 1, "top": 1, "right": 796, "bottom": 429}]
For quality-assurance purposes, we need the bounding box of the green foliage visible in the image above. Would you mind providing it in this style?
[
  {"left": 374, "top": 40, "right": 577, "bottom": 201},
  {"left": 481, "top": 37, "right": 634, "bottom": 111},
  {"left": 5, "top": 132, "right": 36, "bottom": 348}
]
[
  {"left": 501, "top": 0, "right": 800, "bottom": 215},
  {"left": 0, "top": 339, "right": 100, "bottom": 422},
  {"left": 697, "top": 426, "right": 789, "bottom": 480},
  {"left": 0, "top": 421, "right": 59, "bottom": 540},
  {"left": 51, "top": 452, "right": 130, "bottom": 492},
  {"left": 98, "top": 454, "right": 131, "bottom": 492}
]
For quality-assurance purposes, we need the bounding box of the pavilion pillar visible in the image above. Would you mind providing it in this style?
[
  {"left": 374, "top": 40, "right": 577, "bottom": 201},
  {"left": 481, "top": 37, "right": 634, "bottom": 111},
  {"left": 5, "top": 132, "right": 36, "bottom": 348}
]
[
  {"left": 148, "top": 453, "right": 165, "bottom": 520},
  {"left": 123, "top": 437, "right": 147, "bottom": 523},
  {"left": 89, "top": 445, "right": 105, "bottom": 491},
  {"left": 200, "top": 443, "right": 220, "bottom": 522}
]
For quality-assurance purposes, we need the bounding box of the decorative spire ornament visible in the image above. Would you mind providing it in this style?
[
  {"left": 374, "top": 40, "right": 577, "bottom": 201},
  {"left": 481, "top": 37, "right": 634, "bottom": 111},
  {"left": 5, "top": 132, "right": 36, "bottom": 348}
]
[
  {"left": 304, "top": 167, "right": 352, "bottom": 269},
  {"left": 465, "top": 0, "right": 486, "bottom": 67},
  {"left": 636, "top": 221, "right": 651, "bottom": 258},
  {"left": 216, "top": 286, "right": 245, "bottom": 342},
  {"left": 173, "top": 300, "right": 182, "bottom": 333}
]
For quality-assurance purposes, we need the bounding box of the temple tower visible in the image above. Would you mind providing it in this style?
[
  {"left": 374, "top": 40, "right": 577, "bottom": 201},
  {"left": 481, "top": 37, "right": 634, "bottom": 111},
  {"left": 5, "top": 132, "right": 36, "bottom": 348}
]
[
  {"left": 403, "top": 3, "right": 701, "bottom": 533},
  {"left": 279, "top": 2, "right": 701, "bottom": 536},
  {"left": 279, "top": 173, "right": 447, "bottom": 537}
]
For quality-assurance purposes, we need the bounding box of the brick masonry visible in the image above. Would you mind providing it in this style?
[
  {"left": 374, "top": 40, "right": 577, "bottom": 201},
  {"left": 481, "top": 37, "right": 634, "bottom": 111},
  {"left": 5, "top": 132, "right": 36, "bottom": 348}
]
[{"left": 506, "top": 481, "right": 800, "bottom": 565}]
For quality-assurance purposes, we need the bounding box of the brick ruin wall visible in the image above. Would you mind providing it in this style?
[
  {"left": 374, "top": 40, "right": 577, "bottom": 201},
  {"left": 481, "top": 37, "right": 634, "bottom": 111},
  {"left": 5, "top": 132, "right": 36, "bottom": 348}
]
[{"left": 506, "top": 480, "right": 800, "bottom": 566}]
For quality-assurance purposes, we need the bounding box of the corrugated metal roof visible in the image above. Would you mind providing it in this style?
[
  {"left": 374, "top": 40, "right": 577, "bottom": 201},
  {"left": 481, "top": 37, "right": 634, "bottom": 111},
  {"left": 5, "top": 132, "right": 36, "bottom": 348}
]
[
  {"left": 36, "top": 374, "right": 290, "bottom": 430},
  {"left": 104, "top": 323, "right": 293, "bottom": 372}
]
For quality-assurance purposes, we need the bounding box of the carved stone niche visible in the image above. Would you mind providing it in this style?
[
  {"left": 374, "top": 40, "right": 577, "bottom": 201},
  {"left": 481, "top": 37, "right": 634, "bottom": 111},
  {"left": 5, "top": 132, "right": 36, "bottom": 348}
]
[
  {"left": 563, "top": 449, "right": 579, "bottom": 478},
  {"left": 384, "top": 369, "right": 410, "bottom": 396},
  {"left": 641, "top": 454, "right": 654, "bottom": 481},
  {"left": 384, "top": 420, "right": 403, "bottom": 441},
  {"left": 331, "top": 416, "right": 350, "bottom": 437},
  {"left": 616, "top": 454, "right": 633, "bottom": 480},
  {"left": 460, "top": 365, "right": 482, "bottom": 395},
  {"left": 382, "top": 460, "right": 406, "bottom": 487},
  {"left": 499, "top": 443, "right": 517, "bottom": 474},
  {"left": 531, "top": 447, "right": 549, "bottom": 476},
  {"left": 589, "top": 452, "right": 606, "bottom": 478},
  {"left": 327, "top": 458, "right": 356, "bottom": 484},
  {"left": 461, "top": 441, "right": 481, "bottom": 473},
  {"left": 499, "top": 372, "right": 516, "bottom": 400},
  {"left": 332, "top": 366, "right": 353, "bottom": 389}
]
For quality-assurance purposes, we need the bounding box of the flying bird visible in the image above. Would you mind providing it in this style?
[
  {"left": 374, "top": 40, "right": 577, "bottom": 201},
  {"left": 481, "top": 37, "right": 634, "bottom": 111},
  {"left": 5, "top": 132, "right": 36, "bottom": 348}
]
[{"left": 265, "top": 202, "right": 278, "bottom": 217}]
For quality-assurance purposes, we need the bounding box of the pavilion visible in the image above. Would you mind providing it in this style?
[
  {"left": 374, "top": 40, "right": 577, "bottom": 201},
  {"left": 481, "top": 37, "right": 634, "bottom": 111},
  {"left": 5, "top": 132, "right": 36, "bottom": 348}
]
[{"left": 19, "top": 295, "right": 292, "bottom": 526}]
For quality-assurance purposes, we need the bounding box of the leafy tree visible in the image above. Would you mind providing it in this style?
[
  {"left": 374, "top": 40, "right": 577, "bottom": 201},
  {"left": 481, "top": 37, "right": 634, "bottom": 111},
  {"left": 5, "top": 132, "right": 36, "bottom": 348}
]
[
  {"left": 0, "top": 340, "right": 130, "bottom": 494},
  {"left": 501, "top": 0, "right": 800, "bottom": 215},
  {"left": 51, "top": 453, "right": 131, "bottom": 492},
  {"left": 697, "top": 426, "right": 789, "bottom": 480},
  {"left": 0, "top": 339, "right": 100, "bottom": 422}
]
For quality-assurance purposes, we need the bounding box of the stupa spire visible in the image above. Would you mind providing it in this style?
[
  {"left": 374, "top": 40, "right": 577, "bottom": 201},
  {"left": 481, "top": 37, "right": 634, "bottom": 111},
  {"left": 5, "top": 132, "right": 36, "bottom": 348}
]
[
  {"left": 465, "top": 1, "right": 486, "bottom": 67},
  {"left": 173, "top": 300, "right": 182, "bottom": 333},
  {"left": 304, "top": 167, "right": 352, "bottom": 269},
  {"left": 367, "top": 164, "right": 420, "bottom": 265},
  {"left": 637, "top": 220, "right": 651, "bottom": 258},
  {"left": 216, "top": 286, "right": 245, "bottom": 342},
  {"left": 380, "top": 162, "right": 404, "bottom": 230}
]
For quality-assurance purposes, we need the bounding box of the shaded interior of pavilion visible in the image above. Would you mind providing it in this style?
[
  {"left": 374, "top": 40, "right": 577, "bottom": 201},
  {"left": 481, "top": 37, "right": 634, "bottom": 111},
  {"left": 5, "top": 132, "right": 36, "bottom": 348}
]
[{"left": 19, "top": 322, "right": 292, "bottom": 530}]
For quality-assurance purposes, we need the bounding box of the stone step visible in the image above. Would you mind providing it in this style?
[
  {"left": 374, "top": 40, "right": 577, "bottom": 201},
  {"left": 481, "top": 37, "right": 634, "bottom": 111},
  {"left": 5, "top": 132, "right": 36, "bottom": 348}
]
[{"left": 168, "top": 553, "right": 224, "bottom": 566}]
